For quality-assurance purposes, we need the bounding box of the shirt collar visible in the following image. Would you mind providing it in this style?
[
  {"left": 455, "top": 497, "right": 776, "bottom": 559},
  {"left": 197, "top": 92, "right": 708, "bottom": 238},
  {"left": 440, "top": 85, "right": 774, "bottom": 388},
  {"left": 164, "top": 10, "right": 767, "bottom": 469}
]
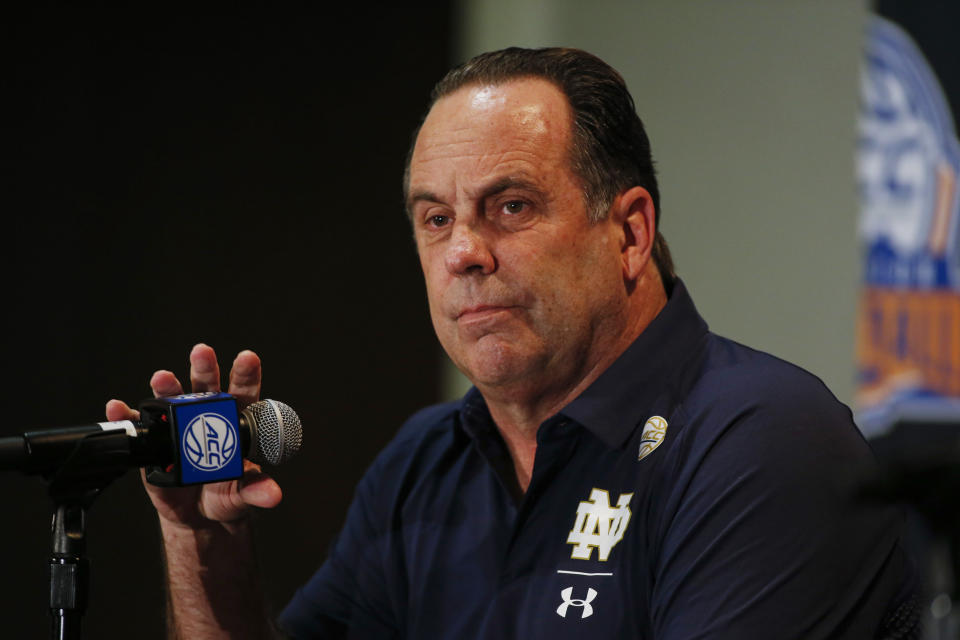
[
  {"left": 457, "top": 278, "right": 709, "bottom": 450},
  {"left": 559, "top": 278, "right": 709, "bottom": 449}
]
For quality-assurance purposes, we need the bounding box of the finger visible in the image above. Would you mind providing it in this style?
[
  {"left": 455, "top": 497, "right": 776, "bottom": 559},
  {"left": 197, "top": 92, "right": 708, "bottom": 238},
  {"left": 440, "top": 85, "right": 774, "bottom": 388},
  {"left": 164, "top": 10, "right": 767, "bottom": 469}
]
[
  {"left": 151, "top": 369, "right": 184, "bottom": 398},
  {"left": 238, "top": 466, "right": 282, "bottom": 509},
  {"left": 105, "top": 399, "right": 140, "bottom": 421},
  {"left": 228, "top": 350, "right": 262, "bottom": 407},
  {"left": 189, "top": 343, "right": 221, "bottom": 393}
]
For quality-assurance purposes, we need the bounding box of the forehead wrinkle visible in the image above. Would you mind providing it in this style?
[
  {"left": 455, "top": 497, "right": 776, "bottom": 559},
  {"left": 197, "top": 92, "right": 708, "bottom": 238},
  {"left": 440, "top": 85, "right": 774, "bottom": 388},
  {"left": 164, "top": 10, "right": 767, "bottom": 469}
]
[
  {"left": 477, "top": 147, "right": 566, "bottom": 194},
  {"left": 411, "top": 143, "right": 566, "bottom": 213},
  {"left": 414, "top": 145, "right": 549, "bottom": 186},
  {"left": 409, "top": 79, "right": 577, "bottom": 213},
  {"left": 463, "top": 173, "right": 542, "bottom": 201},
  {"left": 419, "top": 108, "right": 561, "bottom": 160},
  {"left": 416, "top": 94, "right": 568, "bottom": 164}
]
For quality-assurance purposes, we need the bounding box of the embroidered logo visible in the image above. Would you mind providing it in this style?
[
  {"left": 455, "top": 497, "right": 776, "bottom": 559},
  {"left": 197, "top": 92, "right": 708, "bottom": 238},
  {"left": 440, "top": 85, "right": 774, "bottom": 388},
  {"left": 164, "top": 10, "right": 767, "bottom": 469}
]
[
  {"left": 638, "top": 415, "right": 668, "bottom": 461},
  {"left": 566, "top": 488, "right": 634, "bottom": 561},
  {"left": 556, "top": 587, "right": 597, "bottom": 619}
]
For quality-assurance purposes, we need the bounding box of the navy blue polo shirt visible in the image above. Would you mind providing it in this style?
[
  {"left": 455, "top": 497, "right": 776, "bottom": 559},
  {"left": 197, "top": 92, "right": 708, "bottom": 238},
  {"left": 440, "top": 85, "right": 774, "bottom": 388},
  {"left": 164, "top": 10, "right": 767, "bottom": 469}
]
[{"left": 279, "top": 280, "right": 914, "bottom": 639}]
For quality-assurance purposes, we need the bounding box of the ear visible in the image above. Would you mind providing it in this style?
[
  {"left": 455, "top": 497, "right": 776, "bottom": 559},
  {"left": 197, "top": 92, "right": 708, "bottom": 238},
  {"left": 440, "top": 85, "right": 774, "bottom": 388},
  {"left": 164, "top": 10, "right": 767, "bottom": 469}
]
[{"left": 610, "top": 186, "right": 656, "bottom": 281}]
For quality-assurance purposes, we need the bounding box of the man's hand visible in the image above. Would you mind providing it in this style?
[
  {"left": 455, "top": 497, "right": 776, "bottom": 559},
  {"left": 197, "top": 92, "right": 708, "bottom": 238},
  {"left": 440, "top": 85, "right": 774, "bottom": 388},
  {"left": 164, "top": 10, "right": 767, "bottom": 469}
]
[
  {"left": 107, "top": 343, "right": 281, "bottom": 639},
  {"left": 105, "top": 343, "right": 282, "bottom": 529}
]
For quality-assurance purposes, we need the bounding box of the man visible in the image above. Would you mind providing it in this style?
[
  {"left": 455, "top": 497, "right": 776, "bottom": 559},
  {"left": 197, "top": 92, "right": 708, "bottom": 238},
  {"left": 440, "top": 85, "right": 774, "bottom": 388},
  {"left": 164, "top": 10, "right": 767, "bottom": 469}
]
[{"left": 107, "top": 48, "right": 916, "bottom": 638}]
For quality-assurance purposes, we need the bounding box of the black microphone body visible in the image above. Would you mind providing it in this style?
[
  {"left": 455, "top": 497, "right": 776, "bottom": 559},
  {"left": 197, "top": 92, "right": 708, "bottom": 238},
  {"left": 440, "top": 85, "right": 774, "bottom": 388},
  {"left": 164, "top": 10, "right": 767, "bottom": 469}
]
[
  {"left": 0, "top": 422, "right": 152, "bottom": 476},
  {"left": 0, "top": 393, "right": 301, "bottom": 485}
]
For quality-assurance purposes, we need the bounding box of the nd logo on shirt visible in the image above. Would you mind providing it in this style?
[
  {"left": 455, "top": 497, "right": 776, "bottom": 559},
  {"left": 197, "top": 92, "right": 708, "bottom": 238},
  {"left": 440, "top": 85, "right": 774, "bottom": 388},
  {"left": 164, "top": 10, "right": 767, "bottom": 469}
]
[{"left": 566, "top": 488, "right": 634, "bottom": 561}]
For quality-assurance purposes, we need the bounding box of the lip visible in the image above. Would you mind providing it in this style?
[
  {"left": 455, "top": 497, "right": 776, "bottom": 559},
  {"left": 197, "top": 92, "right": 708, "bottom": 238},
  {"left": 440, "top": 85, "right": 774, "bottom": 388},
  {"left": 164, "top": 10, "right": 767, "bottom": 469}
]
[{"left": 456, "top": 305, "right": 516, "bottom": 321}]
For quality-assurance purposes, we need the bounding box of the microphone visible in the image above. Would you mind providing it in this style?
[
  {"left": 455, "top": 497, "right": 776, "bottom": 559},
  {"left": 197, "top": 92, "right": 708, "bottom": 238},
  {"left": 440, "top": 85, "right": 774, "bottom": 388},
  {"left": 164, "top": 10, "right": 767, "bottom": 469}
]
[{"left": 0, "top": 393, "right": 302, "bottom": 486}]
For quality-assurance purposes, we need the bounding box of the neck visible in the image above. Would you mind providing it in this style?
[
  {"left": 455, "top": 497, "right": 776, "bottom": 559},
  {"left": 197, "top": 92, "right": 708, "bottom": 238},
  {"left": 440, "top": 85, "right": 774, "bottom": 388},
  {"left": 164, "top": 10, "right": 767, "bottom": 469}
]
[{"left": 482, "top": 266, "right": 667, "bottom": 491}]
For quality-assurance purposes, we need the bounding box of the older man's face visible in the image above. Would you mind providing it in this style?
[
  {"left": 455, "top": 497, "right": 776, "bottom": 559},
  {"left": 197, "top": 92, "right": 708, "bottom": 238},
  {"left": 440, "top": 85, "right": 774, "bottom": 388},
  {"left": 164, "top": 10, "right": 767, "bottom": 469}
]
[{"left": 408, "top": 78, "right": 629, "bottom": 398}]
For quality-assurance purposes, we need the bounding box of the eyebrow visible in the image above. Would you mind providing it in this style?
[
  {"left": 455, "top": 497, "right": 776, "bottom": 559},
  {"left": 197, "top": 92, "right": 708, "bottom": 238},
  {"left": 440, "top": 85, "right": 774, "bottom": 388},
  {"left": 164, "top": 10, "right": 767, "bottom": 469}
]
[
  {"left": 406, "top": 176, "right": 545, "bottom": 215},
  {"left": 406, "top": 189, "right": 441, "bottom": 215},
  {"left": 478, "top": 176, "right": 545, "bottom": 202}
]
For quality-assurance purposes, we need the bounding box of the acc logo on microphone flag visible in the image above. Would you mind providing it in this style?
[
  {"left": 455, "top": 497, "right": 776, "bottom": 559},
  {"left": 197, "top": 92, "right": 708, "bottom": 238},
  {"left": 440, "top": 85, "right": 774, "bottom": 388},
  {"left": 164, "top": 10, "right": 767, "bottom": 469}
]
[
  {"left": 182, "top": 413, "right": 237, "bottom": 471},
  {"left": 171, "top": 394, "right": 243, "bottom": 484}
]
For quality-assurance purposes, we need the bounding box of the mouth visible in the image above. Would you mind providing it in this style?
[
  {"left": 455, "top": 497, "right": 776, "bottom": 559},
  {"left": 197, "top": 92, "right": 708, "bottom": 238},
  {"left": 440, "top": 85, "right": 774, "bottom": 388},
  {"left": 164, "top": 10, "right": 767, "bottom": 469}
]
[{"left": 456, "top": 305, "right": 517, "bottom": 321}]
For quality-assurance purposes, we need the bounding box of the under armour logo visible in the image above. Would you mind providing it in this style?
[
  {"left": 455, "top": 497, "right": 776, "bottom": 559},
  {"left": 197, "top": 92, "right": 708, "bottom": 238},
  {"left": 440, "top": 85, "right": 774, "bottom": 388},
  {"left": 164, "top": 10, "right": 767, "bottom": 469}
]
[
  {"left": 566, "top": 488, "right": 634, "bottom": 561},
  {"left": 556, "top": 586, "right": 597, "bottom": 618}
]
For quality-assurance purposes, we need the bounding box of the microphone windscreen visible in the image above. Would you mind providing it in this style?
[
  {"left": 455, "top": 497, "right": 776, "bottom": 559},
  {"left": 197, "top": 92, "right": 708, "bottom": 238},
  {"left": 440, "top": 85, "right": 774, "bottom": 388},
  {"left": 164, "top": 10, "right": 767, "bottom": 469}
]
[{"left": 245, "top": 399, "right": 302, "bottom": 466}]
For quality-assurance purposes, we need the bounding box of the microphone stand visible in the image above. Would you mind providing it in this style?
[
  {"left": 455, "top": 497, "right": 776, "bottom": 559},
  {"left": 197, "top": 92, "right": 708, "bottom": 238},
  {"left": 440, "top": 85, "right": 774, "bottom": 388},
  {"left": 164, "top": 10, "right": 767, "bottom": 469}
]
[{"left": 44, "top": 430, "right": 132, "bottom": 640}]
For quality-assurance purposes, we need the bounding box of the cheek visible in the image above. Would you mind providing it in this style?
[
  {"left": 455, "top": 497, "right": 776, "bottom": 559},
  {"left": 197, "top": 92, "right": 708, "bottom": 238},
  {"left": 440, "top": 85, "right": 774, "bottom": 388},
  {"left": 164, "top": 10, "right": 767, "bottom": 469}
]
[
  {"left": 423, "top": 281, "right": 448, "bottom": 327},
  {"left": 553, "top": 235, "right": 623, "bottom": 310},
  {"left": 420, "top": 263, "right": 458, "bottom": 340},
  {"left": 418, "top": 250, "right": 444, "bottom": 297}
]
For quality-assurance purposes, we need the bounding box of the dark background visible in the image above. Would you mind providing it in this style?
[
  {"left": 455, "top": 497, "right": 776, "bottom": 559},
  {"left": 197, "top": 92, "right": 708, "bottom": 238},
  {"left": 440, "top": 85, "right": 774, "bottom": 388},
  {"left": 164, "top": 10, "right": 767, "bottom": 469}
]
[
  {"left": 876, "top": 0, "right": 960, "bottom": 119},
  {"left": 5, "top": 5, "right": 452, "bottom": 637}
]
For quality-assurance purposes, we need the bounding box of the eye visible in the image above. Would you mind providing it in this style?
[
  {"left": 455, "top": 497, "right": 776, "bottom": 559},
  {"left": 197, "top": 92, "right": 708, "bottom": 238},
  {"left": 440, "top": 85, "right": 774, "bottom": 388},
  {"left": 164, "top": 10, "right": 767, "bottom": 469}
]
[
  {"left": 503, "top": 201, "right": 526, "bottom": 215},
  {"left": 426, "top": 214, "right": 451, "bottom": 229}
]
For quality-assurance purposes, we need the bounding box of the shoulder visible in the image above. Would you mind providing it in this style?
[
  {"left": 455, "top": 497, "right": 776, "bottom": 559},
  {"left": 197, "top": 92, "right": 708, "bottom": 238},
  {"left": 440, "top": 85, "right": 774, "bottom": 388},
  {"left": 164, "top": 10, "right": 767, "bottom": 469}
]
[
  {"left": 393, "top": 400, "right": 461, "bottom": 442},
  {"left": 662, "top": 333, "right": 876, "bottom": 506},
  {"left": 378, "top": 399, "right": 462, "bottom": 466},
  {"left": 648, "top": 336, "right": 908, "bottom": 638},
  {"left": 355, "top": 399, "right": 463, "bottom": 495},
  {"left": 277, "top": 405, "right": 465, "bottom": 638},
  {"left": 684, "top": 333, "right": 855, "bottom": 433}
]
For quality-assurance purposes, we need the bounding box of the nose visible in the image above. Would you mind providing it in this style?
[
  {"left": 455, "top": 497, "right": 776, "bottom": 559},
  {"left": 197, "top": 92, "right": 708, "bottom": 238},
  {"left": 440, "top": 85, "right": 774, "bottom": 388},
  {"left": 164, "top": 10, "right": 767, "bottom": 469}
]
[{"left": 445, "top": 222, "right": 496, "bottom": 276}]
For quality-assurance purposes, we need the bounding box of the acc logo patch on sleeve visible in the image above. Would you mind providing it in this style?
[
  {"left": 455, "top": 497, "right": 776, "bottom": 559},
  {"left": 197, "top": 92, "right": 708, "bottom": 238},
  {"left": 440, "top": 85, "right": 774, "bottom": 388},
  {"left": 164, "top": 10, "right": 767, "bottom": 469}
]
[{"left": 638, "top": 415, "right": 668, "bottom": 461}]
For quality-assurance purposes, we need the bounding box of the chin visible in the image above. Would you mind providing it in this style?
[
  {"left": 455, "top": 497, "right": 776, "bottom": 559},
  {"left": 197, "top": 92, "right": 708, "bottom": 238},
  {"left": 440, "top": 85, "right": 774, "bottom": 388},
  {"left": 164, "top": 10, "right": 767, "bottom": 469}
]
[{"left": 461, "top": 344, "right": 546, "bottom": 390}]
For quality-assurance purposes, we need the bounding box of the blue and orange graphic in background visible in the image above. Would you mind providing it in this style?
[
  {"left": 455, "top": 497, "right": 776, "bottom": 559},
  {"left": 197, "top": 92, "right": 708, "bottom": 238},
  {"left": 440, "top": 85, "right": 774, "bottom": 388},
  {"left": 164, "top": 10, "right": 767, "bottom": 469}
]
[{"left": 856, "top": 17, "right": 960, "bottom": 436}]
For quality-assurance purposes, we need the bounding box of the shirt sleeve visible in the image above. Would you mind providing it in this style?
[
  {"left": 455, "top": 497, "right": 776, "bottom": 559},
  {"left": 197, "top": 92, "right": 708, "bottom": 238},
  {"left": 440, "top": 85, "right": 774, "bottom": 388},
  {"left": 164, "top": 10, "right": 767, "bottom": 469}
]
[
  {"left": 648, "top": 371, "right": 914, "bottom": 639},
  {"left": 277, "top": 456, "right": 401, "bottom": 640}
]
